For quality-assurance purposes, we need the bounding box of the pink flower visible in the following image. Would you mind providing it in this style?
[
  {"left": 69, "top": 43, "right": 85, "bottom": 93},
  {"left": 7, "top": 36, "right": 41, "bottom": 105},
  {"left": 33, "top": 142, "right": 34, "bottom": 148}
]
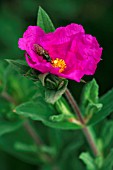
[{"left": 18, "top": 24, "right": 102, "bottom": 82}]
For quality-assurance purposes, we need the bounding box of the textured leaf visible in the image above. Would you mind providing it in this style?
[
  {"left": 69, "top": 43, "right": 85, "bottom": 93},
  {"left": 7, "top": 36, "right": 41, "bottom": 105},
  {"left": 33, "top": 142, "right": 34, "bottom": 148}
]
[
  {"left": 15, "top": 97, "right": 81, "bottom": 130},
  {"left": 80, "top": 79, "right": 102, "bottom": 117},
  {"left": 88, "top": 89, "right": 113, "bottom": 126},
  {"left": 6, "top": 59, "right": 30, "bottom": 74},
  {"left": 6, "top": 59, "right": 42, "bottom": 82},
  {"left": 37, "top": 7, "right": 55, "bottom": 33}
]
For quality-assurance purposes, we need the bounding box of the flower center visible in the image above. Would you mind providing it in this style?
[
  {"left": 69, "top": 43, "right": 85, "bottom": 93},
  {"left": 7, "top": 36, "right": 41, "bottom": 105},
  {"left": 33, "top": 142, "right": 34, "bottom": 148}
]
[{"left": 51, "top": 58, "right": 67, "bottom": 73}]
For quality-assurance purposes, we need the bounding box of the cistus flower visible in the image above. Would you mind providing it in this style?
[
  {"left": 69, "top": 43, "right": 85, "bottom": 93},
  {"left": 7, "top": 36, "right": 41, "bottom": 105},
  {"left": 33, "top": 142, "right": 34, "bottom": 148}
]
[{"left": 18, "top": 24, "right": 102, "bottom": 82}]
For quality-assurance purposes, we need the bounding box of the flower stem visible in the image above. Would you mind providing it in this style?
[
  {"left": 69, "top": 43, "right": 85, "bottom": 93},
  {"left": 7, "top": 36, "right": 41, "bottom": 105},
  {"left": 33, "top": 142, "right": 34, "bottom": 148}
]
[
  {"left": 65, "top": 88, "right": 99, "bottom": 156},
  {"left": 23, "top": 120, "right": 43, "bottom": 146},
  {"left": 23, "top": 120, "right": 52, "bottom": 163},
  {"left": 1, "top": 91, "right": 17, "bottom": 105}
]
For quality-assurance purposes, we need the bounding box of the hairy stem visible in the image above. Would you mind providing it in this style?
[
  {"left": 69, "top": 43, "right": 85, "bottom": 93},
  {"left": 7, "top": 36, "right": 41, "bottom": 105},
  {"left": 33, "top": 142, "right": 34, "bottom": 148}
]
[
  {"left": 1, "top": 91, "right": 17, "bottom": 105},
  {"left": 23, "top": 120, "right": 43, "bottom": 146},
  {"left": 65, "top": 88, "right": 99, "bottom": 156},
  {"left": 24, "top": 120, "right": 52, "bottom": 163}
]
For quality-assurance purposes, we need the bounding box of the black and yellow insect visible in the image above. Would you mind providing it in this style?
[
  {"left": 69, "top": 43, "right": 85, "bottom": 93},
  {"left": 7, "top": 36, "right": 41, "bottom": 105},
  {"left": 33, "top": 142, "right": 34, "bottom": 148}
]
[{"left": 33, "top": 44, "right": 51, "bottom": 62}]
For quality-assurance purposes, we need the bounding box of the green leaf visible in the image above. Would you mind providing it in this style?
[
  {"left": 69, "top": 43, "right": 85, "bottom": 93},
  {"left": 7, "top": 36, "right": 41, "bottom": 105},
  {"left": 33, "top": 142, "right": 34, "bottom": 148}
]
[
  {"left": 79, "top": 152, "right": 96, "bottom": 170},
  {"left": 6, "top": 59, "right": 30, "bottom": 74},
  {"left": 101, "top": 149, "right": 113, "bottom": 170},
  {"left": 80, "top": 79, "right": 103, "bottom": 117},
  {"left": 88, "top": 88, "right": 113, "bottom": 126},
  {"left": 6, "top": 59, "right": 41, "bottom": 81},
  {"left": 15, "top": 97, "right": 55, "bottom": 121},
  {"left": 15, "top": 97, "right": 81, "bottom": 130},
  {"left": 37, "top": 7, "right": 55, "bottom": 33}
]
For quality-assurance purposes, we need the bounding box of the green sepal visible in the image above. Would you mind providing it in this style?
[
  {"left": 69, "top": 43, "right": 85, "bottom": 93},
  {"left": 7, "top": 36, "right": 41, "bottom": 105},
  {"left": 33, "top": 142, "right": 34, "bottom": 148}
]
[{"left": 38, "top": 73, "right": 68, "bottom": 104}]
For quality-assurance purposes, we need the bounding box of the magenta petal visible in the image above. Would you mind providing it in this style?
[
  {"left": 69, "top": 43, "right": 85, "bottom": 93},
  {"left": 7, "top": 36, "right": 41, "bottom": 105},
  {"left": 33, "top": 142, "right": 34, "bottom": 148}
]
[
  {"left": 23, "top": 26, "right": 45, "bottom": 39},
  {"left": 18, "top": 38, "right": 26, "bottom": 50},
  {"left": 46, "top": 23, "right": 85, "bottom": 45},
  {"left": 18, "top": 26, "right": 45, "bottom": 51},
  {"left": 65, "top": 33, "right": 103, "bottom": 77},
  {"left": 25, "top": 53, "right": 52, "bottom": 73},
  {"left": 18, "top": 24, "right": 103, "bottom": 82}
]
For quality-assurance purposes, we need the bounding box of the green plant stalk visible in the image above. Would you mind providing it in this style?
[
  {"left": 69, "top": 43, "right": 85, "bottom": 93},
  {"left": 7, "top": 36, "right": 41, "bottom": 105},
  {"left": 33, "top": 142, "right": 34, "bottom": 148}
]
[
  {"left": 23, "top": 120, "right": 43, "bottom": 146},
  {"left": 23, "top": 120, "right": 53, "bottom": 163},
  {"left": 65, "top": 88, "right": 99, "bottom": 156},
  {"left": 1, "top": 91, "right": 17, "bottom": 105}
]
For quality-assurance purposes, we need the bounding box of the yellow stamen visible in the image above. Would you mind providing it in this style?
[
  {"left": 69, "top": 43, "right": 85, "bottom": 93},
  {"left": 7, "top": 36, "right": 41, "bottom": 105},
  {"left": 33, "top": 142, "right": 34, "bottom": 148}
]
[{"left": 51, "top": 58, "right": 67, "bottom": 73}]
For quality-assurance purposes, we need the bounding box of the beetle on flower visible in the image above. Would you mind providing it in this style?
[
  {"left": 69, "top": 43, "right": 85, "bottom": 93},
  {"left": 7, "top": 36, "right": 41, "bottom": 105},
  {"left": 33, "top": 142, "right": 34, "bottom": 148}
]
[{"left": 18, "top": 24, "right": 102, "bottom": 82}]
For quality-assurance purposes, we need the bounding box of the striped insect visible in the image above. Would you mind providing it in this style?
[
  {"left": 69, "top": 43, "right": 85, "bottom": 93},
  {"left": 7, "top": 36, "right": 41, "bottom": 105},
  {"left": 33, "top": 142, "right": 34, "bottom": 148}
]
[{"left": 33, "top": 44, "right": 51, "bottom": 62}]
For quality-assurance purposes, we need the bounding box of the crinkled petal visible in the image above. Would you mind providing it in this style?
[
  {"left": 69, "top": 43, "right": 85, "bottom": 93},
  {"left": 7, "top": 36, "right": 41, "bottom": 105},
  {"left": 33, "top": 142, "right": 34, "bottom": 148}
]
[
  {"left": 65, "top": 33, "right": 103, "bottom": 78},
  {"left": 18, "top": 24, "right": 102, "bottom": 82},
  {"left": 18, "top": 26, "right": 45, "bottom": 50},
  {"left": 46, "top": 23, "right": 85, "bottom": 45},
  {"left": 25, "top": 53, "right": 52, "bottom": 73}
]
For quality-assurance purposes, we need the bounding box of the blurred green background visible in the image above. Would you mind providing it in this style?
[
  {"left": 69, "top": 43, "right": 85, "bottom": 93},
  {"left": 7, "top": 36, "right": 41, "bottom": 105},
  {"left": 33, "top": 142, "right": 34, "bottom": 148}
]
[{"left": 0, "top": 0, "right": 113, "bottom": 169}]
